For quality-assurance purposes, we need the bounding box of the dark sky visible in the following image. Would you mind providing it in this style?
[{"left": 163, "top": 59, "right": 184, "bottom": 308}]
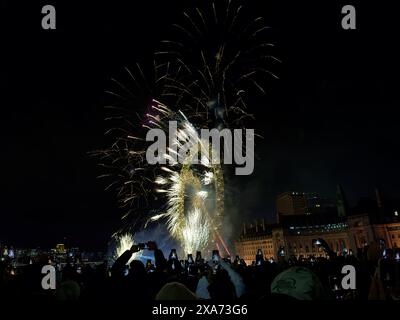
[{"left": 2, "top": 0, "right": 399, "bottom": 249}]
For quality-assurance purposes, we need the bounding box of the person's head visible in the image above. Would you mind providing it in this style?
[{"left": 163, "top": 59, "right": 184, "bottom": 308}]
[
  {"left": 271, "top": 266, "right": 326, "bottom": 300},
  {"left": 62, "top": 264, "right": 78, "bottom": 281},
  {"left": 34, "top": 254, "right": 49, "bottom": 266},
  {"left": 55, "top": 280, "right": 81, "bottom": 301},
  {"left": 129, "top": 260, "right": 146, "bottom": 277},
  {"left": 155, "top": 282, "right": 197, "bottom": 300},
  {"left": 207, "top": 268, "right": 236, "bottom": 300}
]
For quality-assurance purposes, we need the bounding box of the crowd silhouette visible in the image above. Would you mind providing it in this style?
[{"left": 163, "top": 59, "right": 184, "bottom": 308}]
[{"left": 1, "top": 240, "right": 400, "bottom": 301}]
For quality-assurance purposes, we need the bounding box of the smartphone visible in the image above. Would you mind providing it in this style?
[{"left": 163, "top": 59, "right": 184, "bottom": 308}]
[
  {"left": 211, "top": 250, "right": 220, "bottom": 273},
  {"left": 256, "top": 249, "right": 263, "bottom": 265},
  {"left": 195, "top": 251, "right": 202, "bottom": 263},
  {"left": 313, "top": 239, "right": 322, "bottom": 246},
  {"left": 169, "top": 249, "right": 177, "bottom": 260},
  {"left": 328, "top": 275, "right": 341, "bottom": 292},
  {"left": 212, "top": 250, "right": 220, "bottom": 264}
]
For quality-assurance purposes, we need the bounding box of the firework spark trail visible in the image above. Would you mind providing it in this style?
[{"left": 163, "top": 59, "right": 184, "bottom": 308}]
[
  {"left": 147, "top": 106, "right": 225, "bottom": 254},
  {"left": 182, "top": 208, "right": 211, "bottom": 254}
]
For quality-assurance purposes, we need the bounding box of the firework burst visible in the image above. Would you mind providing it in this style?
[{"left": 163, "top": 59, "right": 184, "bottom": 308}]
[
  {"left": 147, "top": 106, "right": 224, "bottom": 253},
  {"left": 114, "top": 233, "right": 142, "bottom": 264},
  {"left": 95, "top": 0, "right": 278, "bottom": 254},
  {"left": 157, "top": 0, "right": 280, "bottom": 128}
]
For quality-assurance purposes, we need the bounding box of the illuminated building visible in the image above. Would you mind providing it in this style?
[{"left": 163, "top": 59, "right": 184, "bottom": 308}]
[
  {"left": 235, "top": 190, "right": 400, "bottom": 265},
  {"left": 235, "top": 214, "right": 400, "bottom": 265},
  {"left": 235, "top": 220, "right": 275, "bottom": 265}
]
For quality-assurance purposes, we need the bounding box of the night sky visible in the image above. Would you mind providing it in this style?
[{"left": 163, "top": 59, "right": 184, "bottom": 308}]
[{"left": 2, "top": 1, "right": 399, "bottom": 249}]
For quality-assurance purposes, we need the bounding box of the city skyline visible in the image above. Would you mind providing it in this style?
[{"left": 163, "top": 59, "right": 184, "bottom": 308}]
[
  {"left": 1, "top": 185, "right": 399, "bottom": 251},
  {"left": 2, "top": 1, "right": 399, "bottom": 250}
]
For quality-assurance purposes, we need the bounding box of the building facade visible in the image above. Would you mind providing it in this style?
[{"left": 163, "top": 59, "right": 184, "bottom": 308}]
[
  {"left": 234, "top": 220, "right": 275, "bottom": 264},
  {"left": 235, "top": 214, "right": 400, "bottom": 266}
]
